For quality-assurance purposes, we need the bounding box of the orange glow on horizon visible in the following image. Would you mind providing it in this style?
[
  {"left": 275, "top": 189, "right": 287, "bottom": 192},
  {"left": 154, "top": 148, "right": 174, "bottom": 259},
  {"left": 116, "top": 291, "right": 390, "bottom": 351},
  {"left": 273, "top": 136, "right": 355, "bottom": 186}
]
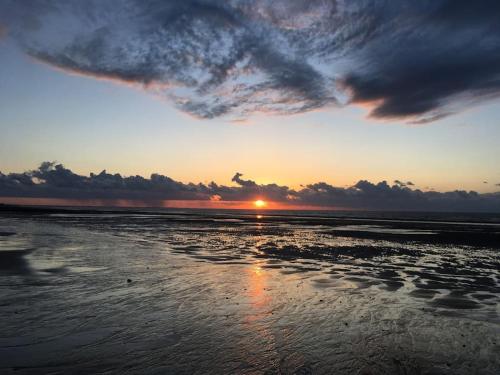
[{"left": 0, "top": 197, "right": 345, "bottom": 211}]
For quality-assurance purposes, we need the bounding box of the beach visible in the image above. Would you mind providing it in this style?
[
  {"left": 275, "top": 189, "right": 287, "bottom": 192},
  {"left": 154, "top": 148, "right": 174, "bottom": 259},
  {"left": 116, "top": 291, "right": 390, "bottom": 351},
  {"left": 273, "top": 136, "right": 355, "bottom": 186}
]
[{"left": 0, "top": 207, "right": 499, "bottom": 374}]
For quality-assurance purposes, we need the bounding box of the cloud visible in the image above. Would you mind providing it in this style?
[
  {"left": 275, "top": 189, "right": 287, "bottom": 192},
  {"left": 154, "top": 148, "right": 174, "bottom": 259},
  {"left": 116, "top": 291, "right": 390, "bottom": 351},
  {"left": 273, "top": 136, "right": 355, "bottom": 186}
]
[
  {"left": 1, "top": 162, "right": 500, "bottom": 212},
  {"left": 231, "top": 172, "right": 256, "bottom": 188},
  {"left": 340, "top": 0, "right": 500, "bottom": 122},
  {"left": 0, "top": 162, "right": 209, "bottom": 203},
  {"left": 394, "top": 180, "right": 414, "bottom": 188},
  {"left": 1, "top": 0, "right": 499, "bottom": 122}
]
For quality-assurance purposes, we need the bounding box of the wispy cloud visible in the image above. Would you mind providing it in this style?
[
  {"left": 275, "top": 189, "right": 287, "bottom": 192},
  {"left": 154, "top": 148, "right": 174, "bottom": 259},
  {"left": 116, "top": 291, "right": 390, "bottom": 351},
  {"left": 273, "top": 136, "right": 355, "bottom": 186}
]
[
  {"left": 2, "top": 0, "right": 500, "bottom": 122},
  {"left": 1, "top": 162, "right": 499, "bottom": 212}
]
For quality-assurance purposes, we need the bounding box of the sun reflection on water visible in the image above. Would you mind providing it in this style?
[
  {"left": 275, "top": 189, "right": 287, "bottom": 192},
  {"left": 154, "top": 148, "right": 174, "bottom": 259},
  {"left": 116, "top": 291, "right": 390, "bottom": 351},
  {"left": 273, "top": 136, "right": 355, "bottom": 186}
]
[{"left": 247, "top": 265, "right": 269, "bottom": 311}]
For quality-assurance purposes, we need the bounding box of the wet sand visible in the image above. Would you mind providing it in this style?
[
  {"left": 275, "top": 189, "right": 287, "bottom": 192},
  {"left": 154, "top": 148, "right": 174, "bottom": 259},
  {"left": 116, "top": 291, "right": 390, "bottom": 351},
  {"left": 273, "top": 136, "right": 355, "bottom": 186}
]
[{"left": 0, "top": 207, "right": 499, "bottom": 374}]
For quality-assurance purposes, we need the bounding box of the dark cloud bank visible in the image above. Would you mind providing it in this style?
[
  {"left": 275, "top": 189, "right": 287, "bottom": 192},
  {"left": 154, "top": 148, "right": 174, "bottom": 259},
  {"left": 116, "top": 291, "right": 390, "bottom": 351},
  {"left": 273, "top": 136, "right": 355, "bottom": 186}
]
[
  {"left": 2, "top": 0, "right": 500, "bottom": 122},
  {"left": 1, "top": 162, "right": 499, "bottom": 212}
]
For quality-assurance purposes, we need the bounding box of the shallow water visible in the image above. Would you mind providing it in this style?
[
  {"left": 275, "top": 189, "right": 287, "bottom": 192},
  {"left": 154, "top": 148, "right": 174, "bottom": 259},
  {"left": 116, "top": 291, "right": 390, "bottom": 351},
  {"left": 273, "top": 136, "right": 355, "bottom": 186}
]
[{"left": 0, "top": 210, "right": 499, "bottom": 374}]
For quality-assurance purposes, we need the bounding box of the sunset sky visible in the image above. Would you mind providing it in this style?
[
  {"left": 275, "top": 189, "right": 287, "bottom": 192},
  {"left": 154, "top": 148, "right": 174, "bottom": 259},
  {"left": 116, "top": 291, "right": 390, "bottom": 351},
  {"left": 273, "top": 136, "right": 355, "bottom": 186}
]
[{"left": 1, "top": 1, "right": 500, "bottom": 210}]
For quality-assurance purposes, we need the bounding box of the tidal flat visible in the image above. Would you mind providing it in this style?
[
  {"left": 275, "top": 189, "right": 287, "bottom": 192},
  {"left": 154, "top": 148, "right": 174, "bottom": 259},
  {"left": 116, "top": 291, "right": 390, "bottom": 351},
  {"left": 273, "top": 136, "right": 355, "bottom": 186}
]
[{"left": 1, "top": 207, "right": 499, "bottom": 374}]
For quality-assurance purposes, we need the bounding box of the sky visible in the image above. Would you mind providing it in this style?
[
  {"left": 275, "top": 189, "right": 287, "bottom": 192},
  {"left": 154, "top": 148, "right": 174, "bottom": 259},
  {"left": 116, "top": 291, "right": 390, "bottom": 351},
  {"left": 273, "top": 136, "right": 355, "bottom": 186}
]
[{"left": 0, "top": 0, "right": 500, "bottom": 210}]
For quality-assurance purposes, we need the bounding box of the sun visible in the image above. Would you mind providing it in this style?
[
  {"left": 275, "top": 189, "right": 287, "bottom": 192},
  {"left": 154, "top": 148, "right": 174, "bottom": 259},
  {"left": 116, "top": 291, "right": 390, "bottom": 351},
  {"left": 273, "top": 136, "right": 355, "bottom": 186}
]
[{"left": 254, "top": 199, "right": 267, "bottom": 208}]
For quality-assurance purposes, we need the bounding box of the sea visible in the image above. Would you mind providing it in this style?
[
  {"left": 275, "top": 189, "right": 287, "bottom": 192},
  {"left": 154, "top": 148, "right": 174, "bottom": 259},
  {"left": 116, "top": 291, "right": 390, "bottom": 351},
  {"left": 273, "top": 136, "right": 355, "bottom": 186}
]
[{"left": 0, "top": 206, "right": 499, "bottom": 374}]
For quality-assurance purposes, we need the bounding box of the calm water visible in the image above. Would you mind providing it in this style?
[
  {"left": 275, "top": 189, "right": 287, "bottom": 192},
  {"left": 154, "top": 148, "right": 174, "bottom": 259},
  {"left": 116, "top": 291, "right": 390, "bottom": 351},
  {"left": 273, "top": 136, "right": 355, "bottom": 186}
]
[{"left": 0, "top": 208, "right": 499, "bottom": 374}]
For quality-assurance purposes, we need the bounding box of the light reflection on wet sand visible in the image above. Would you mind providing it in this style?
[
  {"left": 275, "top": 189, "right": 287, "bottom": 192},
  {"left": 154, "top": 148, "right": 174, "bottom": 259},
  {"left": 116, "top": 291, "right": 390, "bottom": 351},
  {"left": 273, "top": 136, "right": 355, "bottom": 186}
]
[{"left": 0, "top": 212, "right": 499, "bottom": 374}]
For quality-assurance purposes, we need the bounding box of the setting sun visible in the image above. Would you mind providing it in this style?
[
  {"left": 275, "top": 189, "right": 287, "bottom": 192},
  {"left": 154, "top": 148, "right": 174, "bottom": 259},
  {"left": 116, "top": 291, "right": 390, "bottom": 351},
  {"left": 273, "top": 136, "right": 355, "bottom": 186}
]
[{"left": 254, "top": 199, "right": 267, "bottom": 208}]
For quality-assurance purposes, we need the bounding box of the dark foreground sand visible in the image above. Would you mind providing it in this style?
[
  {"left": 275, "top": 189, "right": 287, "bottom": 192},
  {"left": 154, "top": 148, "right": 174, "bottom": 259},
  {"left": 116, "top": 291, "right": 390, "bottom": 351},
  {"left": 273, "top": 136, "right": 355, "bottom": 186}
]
[{"left": 0, "top": 208, "right": 499, "bottom": 374}]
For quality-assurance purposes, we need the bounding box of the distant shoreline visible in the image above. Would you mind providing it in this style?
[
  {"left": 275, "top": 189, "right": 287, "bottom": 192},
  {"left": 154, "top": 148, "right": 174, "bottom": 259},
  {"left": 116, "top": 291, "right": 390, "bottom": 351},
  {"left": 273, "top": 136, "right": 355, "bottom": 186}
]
[{"left": 1, "top": 202, "right": 500, "bottom": 224}]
